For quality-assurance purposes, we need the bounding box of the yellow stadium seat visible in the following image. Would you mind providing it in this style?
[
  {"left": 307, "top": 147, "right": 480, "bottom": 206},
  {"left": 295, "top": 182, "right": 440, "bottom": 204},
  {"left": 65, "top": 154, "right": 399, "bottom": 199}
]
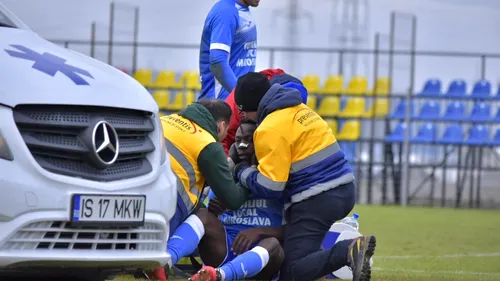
[
  {"left": 337, "top": 98, "right": 366, "bottom": 118},
  {"left": 306, "top": 96, "right": 317, "bottom": 110},
  {"left": 185, "top": 90, "right": 196, "bottom": 105},
  {"left": 166, "top": 93, "right": 184, "bottom": 111},
  {"left": 321, "top": 75, "right": 344, "bottom": 95},
  {"left": 336, "top": 120, "right": 361, "bottom": 141},
  {"left": 302, "top": 74, "right": 321, "bottom": 94},
  {"left": 372, "top": 77, "right": 390, "bottom": 95},
  {"left": 152, "top": 70, "right": 176, "bottom": 89},
  {"left": 133, "top": 69, "right": 153, "bottom": 87},
  {"left": 324, "top": 119, "right": 338, "bottom": 135},
  {"left": 363, "top": 98, "right": 389, "bottom": 118},
  {"left": 152, "top": 90, "right": 170, "bottom": 110},
  {"left": 173, "top": 71, "right": 201, "bottom": 90},
  {"left": 317, "top": 97, "right": 340, "bottom": 117},
  {"left": 346, "top": 76, "right": 368, "bottom": 95}
]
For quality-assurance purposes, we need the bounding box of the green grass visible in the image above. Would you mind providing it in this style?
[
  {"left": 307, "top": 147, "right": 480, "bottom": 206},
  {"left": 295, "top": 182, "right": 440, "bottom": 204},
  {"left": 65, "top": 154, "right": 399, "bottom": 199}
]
[{"left": 119, "top": 205, "right": 500, "bottom": 281}]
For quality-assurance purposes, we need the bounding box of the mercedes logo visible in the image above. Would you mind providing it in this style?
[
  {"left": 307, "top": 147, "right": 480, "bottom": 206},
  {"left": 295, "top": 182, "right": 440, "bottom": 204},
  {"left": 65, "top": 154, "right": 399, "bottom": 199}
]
[{"left": 91, "top": 121, "right": 120, "bottom": 166}]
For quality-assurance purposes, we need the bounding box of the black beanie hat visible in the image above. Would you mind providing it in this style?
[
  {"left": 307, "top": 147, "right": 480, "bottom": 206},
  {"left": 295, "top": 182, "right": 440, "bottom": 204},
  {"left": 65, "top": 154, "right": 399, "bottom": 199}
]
[{"left": 235, "top": 72, "right": 271, "bottom": 112}]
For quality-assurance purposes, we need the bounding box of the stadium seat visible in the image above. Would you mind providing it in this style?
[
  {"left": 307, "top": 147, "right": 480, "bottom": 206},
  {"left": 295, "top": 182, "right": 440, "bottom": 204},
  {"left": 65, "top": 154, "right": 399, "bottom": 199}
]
[
  {"left": 346, "top": 76, "right": 368, "bottom": 95},
  {"left": 494, "top": 87, "right": 500, "bottom": 100},
  {"left": 491, "top": 129, "right": 500, "bottom": 146},
  {"left": 418, "top": 78, "right": 442, "bottom": 97},
  {"left": 173, "top": 71, "right": 201, "bottom": 90},
  {"left": 321, "top": 75, "right": 343, "bottom": 95},
  {"left": 337, "top": 98, "right": 365, "bottom": 118},
  {"left": 464, "top": 125, "right": 489, "bottom": 145},
  {"left": 470, "top": 80, "right": 491, "bottom": 99},
  {"left": 362, "top": 98, "right": 389, "bottom": 118},
  {"left": 444, "top": 79, "right": 467, "bottom": 98},
  {"left": 302, "top": 74, "right": 321, "bottom": 94},
  {"left": 185, "top": 71, "right": 201, "bottom": 90},
  {"left": 133, "top": 69, "right": 153, "bottom": 87},
  {"left": 185, "top": 90, "right": 196, "bottom": 105},
  {"left": 385, "top": 123, "right": 406, "bottom": 142},
  {"left": 306, "top": 96, "right": 317, "bottom": 110},
  {"left": 412, "top": 123, "right": 437, "bottom": 143},
  {"left": 166, "top": 93, "right": 184, "bottom": 111},
  {"left": 324, "top": 119, "right": 338, "bottom": 135},
  {"left": 371, "top": 77, "right": 390, "bottom": 96},
  {"left": 152, "top": 70, "right": 176, "bottom": 89},
  {"left": 152, "top": 90, "right": 170, "bottom": 110},
  {"left": 438, "top": 124, "right": 463, "bottom": 145},
  {"left": 389, "top": 99, "right": 414, "bottom": 119},
  {"left": 336, "top": 120, "right": 361, "bottom": 141},
  {"left": 494, "top": 108, "right": 500, "bottom": 122},
  {"left": 415, "top": 100, "right": 440, "bottom": 120},
  {"left": 317, "top": 97, "right": 340, "bottom": 117},
  {"left": 468, "top": 102, "right": 491, "bottom": 122},
  {"left": 442, "top": 101, "right": 466, "bottom": 121}
]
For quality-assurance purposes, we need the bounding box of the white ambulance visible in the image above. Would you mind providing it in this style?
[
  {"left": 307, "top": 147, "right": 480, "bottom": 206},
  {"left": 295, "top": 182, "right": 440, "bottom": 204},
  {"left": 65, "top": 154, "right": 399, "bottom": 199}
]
[{"left": 0, "top": 3, "right": 176, "bottom": 280}]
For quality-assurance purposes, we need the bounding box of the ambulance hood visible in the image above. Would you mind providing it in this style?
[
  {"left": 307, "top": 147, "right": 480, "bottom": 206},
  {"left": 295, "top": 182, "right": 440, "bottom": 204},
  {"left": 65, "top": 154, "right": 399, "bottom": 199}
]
[{"left": 0, "top": 27, "right": 158, "bottom": 113}]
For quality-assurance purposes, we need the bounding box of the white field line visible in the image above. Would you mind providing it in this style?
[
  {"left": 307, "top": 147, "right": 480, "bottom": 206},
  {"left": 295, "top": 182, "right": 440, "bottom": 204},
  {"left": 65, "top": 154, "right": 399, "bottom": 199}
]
[
  {"left": 373, "top": 267, "right": 500, "bottom": 277},
  {"left": 376, "top": 252, "right": 500, "bottom": 259}
]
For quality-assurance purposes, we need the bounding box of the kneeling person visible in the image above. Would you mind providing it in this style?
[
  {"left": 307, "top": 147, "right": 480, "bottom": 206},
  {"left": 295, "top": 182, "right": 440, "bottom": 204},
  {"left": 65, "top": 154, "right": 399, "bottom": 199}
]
[{"left": 190, "top": 120, "right": 285, "bottom": 281}]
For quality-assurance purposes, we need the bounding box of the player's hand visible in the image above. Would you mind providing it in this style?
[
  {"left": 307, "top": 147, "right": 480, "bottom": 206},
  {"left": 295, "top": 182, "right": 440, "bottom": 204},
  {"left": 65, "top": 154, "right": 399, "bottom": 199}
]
[
  {"left": 228, "top": 143, "right": 240, "bottom": 165},
  {"left": 208, "top": 197, "right": 227, "bottom": 216},
  {"left": 231, "top": 228, "right": 261, "bottom": 255}
]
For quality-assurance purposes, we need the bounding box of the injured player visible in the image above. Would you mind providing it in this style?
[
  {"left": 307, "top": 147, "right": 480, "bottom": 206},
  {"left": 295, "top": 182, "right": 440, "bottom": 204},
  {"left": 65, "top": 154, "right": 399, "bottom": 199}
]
[{"left": 188, "top": 119, "right": 285, "bottom": 281}]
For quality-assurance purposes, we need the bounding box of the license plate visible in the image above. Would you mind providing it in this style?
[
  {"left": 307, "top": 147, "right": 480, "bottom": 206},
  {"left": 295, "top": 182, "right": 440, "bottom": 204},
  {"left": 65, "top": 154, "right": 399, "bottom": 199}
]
[{"left": 71, "top": 194, "right": 146, "bottom": 226}]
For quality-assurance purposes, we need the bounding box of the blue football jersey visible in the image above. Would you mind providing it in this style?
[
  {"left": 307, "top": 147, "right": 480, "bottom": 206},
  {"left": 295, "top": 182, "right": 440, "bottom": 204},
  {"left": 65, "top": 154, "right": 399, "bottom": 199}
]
[
  {"left": 208, "top": 190, "right": 283, "bottom": 232},
  {"left": 199, "top": 0, "right": 257, "bottom": 100}
]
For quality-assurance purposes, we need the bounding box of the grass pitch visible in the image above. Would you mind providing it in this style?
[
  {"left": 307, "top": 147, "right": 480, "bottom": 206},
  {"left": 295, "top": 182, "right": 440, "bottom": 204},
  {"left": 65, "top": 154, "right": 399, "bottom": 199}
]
[{"left": 119, "top": 204, "right": 500, "bottom": 281}]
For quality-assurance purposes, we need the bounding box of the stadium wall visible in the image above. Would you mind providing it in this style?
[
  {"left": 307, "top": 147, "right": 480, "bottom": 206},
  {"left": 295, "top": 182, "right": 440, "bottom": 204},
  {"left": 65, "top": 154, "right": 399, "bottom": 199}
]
[{"left": 3, "top": 0, "right": 500, "bottom": 90}]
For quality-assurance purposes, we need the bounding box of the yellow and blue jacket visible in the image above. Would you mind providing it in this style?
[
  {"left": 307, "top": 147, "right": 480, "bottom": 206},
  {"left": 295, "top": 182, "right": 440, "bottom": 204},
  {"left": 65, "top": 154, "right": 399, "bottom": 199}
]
[{"left": 237, "top": 84, "right": 354, "bottom": 204}]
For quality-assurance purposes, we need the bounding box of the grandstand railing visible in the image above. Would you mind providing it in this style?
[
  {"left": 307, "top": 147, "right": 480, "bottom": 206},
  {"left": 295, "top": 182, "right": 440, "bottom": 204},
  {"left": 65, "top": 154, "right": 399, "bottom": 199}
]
[{"left": 48, "top": 38, "right": 500, "bottom": 210}]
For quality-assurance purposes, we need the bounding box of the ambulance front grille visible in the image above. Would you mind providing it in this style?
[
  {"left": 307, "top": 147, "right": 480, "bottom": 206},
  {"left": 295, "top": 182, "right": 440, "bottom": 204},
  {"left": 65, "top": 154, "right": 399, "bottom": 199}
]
[
  {"left": 1, "top": 221, "right": 164, "bottom": 251},
  {"left": 13, "top": 104, "right": 156, "bottom": 181}
]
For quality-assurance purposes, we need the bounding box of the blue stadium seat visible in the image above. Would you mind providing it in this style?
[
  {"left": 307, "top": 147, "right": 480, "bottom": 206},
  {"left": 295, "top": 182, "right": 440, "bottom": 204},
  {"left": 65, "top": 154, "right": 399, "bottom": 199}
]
[
  {"left": 468, "top": 102, "right": 491, "bottom": 122},
  {"left": 442, "top": 101, "right": 465, "bottom": 121},
  {"left": 385, "top": 123, "right": 406, "bottom": 142},
  {"left": 470, "top": 80, "right": 491, "bottom": 99},
  {"left": 464, "top": 125, "right": 489, "bottom": 146},
  {"left": 415, "top": 100, "right": 440, "bottom": 120},
  {"left": 437, "top": 124, "right": 463, "bottom": 145},
  {"left": 412, "top": 123, "right": 437, "bottom": 143},
  {"left": 389, "top": 100, "right": 414, "bottom": 119},
  {"left": 494, "top": 87, "right": 500, "bottom": 100},
  {"left": 491, "top": 129, "right": 500, "bottom": 146},
  {"left": 494, "top": 108, "right": 500, "bottom": 122},
  {"left": 444, "top": 79, "right": 467, "bottom": 99},
  {"left": 418, "top": 78, "right": 442, "bottom": 97}
]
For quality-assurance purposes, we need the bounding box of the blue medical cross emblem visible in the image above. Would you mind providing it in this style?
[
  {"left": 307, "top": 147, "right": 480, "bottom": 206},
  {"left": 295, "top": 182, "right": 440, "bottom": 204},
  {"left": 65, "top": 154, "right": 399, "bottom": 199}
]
[{"left": 4, "top": 44, "right": 94, "bottom": 85}]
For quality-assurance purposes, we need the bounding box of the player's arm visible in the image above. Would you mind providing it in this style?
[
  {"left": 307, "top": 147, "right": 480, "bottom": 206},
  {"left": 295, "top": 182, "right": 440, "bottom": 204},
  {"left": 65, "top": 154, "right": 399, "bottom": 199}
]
[
  {"left": 209, "top": 8, "right": 238, "bottom": 93},
  {"left": 198, "top": 142, "right": 250, "bottom": 210},
  {"left": 232, "top": 226, "right": 285, "bottom": 254},
  {"left": 253, "top": 226, "right": 284, "bottom": 241},
  {"left": 236, "top": 127, "right": 291, "bottom": 199}
]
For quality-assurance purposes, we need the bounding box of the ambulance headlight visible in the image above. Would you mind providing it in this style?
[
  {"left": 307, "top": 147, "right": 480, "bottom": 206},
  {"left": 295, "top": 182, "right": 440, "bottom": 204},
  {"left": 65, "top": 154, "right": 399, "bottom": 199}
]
[{"left": 0, "top": 129, "right": 13, "bottom": 161}]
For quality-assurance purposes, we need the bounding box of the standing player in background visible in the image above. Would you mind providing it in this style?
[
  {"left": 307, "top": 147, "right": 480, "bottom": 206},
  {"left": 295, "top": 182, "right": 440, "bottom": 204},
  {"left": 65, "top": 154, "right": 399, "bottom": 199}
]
[{"left": 198, "top": 0, "right": 260, "bottom": 100}]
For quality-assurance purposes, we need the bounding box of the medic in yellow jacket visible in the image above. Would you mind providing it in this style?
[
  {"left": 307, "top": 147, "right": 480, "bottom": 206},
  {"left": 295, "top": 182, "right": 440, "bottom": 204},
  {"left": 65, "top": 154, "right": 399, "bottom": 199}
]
[{"left": 233, "top": 74, "right": 355, "bottom": 204}]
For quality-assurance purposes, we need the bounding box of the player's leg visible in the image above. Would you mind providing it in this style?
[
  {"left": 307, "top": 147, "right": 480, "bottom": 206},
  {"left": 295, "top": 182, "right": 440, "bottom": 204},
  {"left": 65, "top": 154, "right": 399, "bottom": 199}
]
[
  {"left": 167, "top": 207, "right": 223, "bottom": 266},
  {"left": 196, "top": 208, "right": 230, "bottom": 267},
  {"left": 192, "top": 237, "right": 283, "bottom": 281},
  {"left": 250, "top": 237, "right": 284, "bottom": 280},
  {"left": 280, "top": 182, "right": 375, "bottom": 281}
]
